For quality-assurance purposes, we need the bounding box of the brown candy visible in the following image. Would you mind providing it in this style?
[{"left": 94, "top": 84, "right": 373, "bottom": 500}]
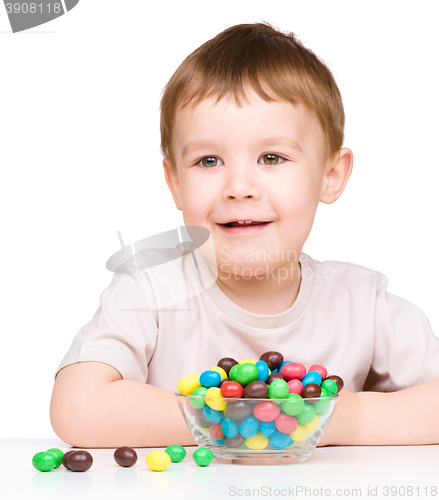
[
  {"left": 67, "top": 450, "right": 93, "bottom": 472},
  {"left": 114, "top": 447, "right": 137, "bottom": 467},
  {"left": 217, "top": 357, "right": 238, "bottom": 376},
  {"left": 62, "top": 450, "right": 76, "bottom": 469},
  {"left": 259, "top": 351, "right": 283, "bottom": 370},
  {"left": 219, "top": 377, "right": 232, "bottom": 388},
  {"left": 326, "top": 375, "right": 344, "bottom": 392},
  {"left": 243, "top": 380, "right": 268, "bottom": 399},
  {"left": 266, "top": 373, "right": 284, "bottom": 385},
  {"left": 224, "top": 435, "right": 245, "bottom": 448},
  {"left": 301, "top": 383, "right": 321, "bottom": 399},
  {"left": 226, "top": 400, "right": 253, "bottom": 420}
]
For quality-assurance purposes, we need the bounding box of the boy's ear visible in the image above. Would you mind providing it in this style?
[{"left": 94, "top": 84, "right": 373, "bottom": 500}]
[
  {"left": 163, "top": 158, "right": 182, "bottom": 211},
  {"left": 319, "top": 148, "right": 353, "bottom": 204}
]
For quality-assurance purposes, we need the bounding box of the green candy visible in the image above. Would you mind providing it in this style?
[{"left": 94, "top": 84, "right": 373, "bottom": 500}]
[
  {"left": 321, "top": 379, "right": 338, "bottom": 396},
  {"left": 189, "top": 387, "right": 207, "bottom": 409},
  {"left": 281, "top": 393, "right": 305, "bottom": 416},
  {"left": 268, "top": 379, "right": 289, "bottom": 399},
  {"left": 296, "top": 403, "right": 317, "bottom": 424},
  {"left": 165, "top": 445, "right": 186, "bottom": 463},
  {"left": 46, "top": 448, "right": 63, "bottom": 469},
  {"left": 312, "top": 387, "right": 331, "bottom": 415},
  {"left": 193, "top": 447, "right": 213, "bottom": 467},
  {"left": 229, "top": 364, "right": 239, "bottom": 381},
  {"left": 234, "top": 363, "right": 258, "bottom": 386},
  {"left": 32, "top": 451, "right": 58, "bottom": 472}
]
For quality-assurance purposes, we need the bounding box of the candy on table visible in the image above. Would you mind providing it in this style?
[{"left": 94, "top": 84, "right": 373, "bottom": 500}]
[
  {"left": 66, "top": 450, "right": 93, "bottom": 472},
  {"left": 146, "top": 450, "right": 171, "bottom": 471},
  {"left": 193, "top": 447, "right": 214, "bottom": 467},
  {"left": 46, "top": 448, "right": 64, "bottom": 468},
  {"left": 62, "top": 450, "right": 76, "bottom": 469},
  {"left": 32, "top": 448, "right": 65, "bottom": 472},
  {"left": 165, "top": 444, "right": 186, "bottom": 463},
  {"left": 114, "top": 447, "right": 138, "bottom": 467},
  {"left": 178, "top": 351, "right": 344, "bottom": 451}
]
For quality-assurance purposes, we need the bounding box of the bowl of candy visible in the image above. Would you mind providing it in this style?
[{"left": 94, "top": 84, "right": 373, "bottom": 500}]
[{"left": 176, "top": 351, "right": 343, "bottom": 465}]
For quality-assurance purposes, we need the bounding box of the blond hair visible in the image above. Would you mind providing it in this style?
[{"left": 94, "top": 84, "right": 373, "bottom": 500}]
[{"left": 160, "top": 22, "right": 345, "bottom": 171}]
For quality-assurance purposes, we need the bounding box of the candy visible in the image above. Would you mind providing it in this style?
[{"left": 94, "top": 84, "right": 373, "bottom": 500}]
[
  {"left": 290, "top": 424, "right": 308, "bottom": 442},
  {"left": 45, "top": 448, "right": 63, "bottom": 469},
  {"left": 239, "top": 415, "right": 259, "bottom": 439},
  {"left": 266, "top": 373, "right": 284, "bottom": 385},
  {"left": 194, "top": 409, "right": 211, "bottom": 429},
  {"left": 321, "top": 378, "right": 338, "bottom": 396},
  {"left": 275, "top": 413, "right": 298, "bottom": 433},
  {"left": 217, "top": 357, "right": 238, "bottom": 376},
  {"left": 304, "top": 414, "right": 320, "bottom": 433},
  {"left": 281, "top": 393, "right": 305, "bottom": 416},
  {"left": 114, "top": 447, "right": 137, "bottom": 467},
  {"left": 243, "top": 380, "right": 268, "bottom": 399},
  {"left": 301, "top": 383, "right": 321, "bottom": 398},
  {"left": 259, "top": 351, "right": 283, "bottom": 370},
  {"left": 209, "top": 366, "right": 227, "bottom": 381},
  {"left": 229, "top": 364, "right": 239, "bottom": 381},
  {"left": 146, "top": 450, "right": 171, "bottom": 471},
  {"left": 234, "top": 363, "right": 258, "bottom": 386},
  {"left": 309, "top": 364, "right": 327, "bottom": 380},
  {"left": 205, "top": 387, "right": 227, "bottom": 411},
  {"left": 224, "top": 435, "right": 245, "bottom": 448},
  {"left": 245, "top": 431, "right": 269, "bottom": 450},
  {"left": 221, "top": 417, "right": 239, "bottom": 438},
  {"left": 269, "top": 430, "right": 290, "bottom": 449},
  {"left": 210, "top": 422, "right": 225, "bottom": 441},
  {"left": 220, "top": 381, "right": 244, "bottom": 399},
  {"left": 287, "top": 379, "right": 303, "bottom": 395},
  {"left": 165, "top": 445, "right": 186, "bottom": 463},
  {"left": 255, "top": 360, "right": 270, "bottom": 382},
  {"left": 296, "top": 404, "right": 317, "bottom": 425},
  {"left": 259, "top": 420, "right": 276, "bottom": 436},
  {"left": 67, "top": 451, "right": 93, "bottom": 472},
  {"left": 177, "top": 374, "right": 201, "bottom": 395},
  {"left": 301, "top": 371, "right": 322, "bottom": 387},
  {"left": 268, "top": 379, "right": 289, "bottom": 399},
  {"left": 189, "top": 386, "right": 207, "bottom": 408},
  {"left": 326, "top": 375, "right": 344, "bottom": 392},
  {"left": 253, "top": 401, "right": 281, "bottom": 422},
  {"left": 281, "top": 362, "right": 306, "bottom": 381},
  {"left": 239, "top": 358, "right": 257, "bottom": 364},
  {"left": 199, "top": 370, "right": 221, "bottom": 388},
  {"left": 62, "top": 450, "right": 75, "bottom": 469},
  {"left": 32, "top": 451, "right": 58, "bottom": 472},
  {"left": 226, "top": 400, "right": 253, "bottom": 420},
  {"left": 203, "top": 405, "right": 224, "bottom": 423},
  {"left": 193, "top": 447, "right": 213, "bottom": 467}
]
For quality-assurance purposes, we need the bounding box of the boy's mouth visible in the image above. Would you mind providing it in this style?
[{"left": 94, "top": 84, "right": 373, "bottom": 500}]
[{"left": 222, "top": 221, "right": 269, "bottom": 227}]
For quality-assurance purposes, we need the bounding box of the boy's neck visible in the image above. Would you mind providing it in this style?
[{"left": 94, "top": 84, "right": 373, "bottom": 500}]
[{"left": 211, "top": 260, "right": 302, "bottom": 315}]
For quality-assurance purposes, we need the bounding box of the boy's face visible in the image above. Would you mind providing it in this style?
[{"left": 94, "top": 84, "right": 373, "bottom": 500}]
[{"left": 164, "top": 92, "right": 351, "bottom": 278}]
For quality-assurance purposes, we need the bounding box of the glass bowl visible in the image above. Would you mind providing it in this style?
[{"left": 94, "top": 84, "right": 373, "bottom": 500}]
[{"left": 175, "top": 393, "right": 339, "bottom": 465}]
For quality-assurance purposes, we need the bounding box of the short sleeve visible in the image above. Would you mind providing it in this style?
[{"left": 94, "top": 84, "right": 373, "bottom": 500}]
[
  {"left": 363, "top": 275, "right": 439, "bottom": 392},
  {"left": 55, "top": 268, "right": 158, "bottom": 383}
]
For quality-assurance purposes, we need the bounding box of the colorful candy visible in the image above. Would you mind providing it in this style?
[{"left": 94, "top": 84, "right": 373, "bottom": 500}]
[
  {"left": 146, "top": 450, "right": 171, "bottom": 471},
  {"left": 193, "top": 447, "right": 214, "bottom": 467},
  {"left": 67, "top": 451, "right": 93, "bottom": 472},
  {"left": 114, "top": 447, "right": 137, "bottom": 467},
  {"left": 165, "top": 445, "right": 186, "bottom": 463},
  {"left": 177, "top": 351, "right": 344, "bottom": 452}
]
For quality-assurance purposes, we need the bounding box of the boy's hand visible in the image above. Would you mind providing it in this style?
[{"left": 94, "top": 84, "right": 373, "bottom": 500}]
[{"left": 317, "top": 385, "right": 358, "bottom": 447}]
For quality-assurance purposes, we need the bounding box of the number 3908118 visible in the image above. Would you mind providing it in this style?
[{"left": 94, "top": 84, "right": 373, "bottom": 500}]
[{"left": 5, "top": 3, "right": 62, "bottom": 14}]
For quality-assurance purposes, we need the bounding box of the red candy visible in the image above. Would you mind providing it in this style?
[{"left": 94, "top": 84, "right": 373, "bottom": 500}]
[
  {"left": 275, "top": 413, "right": 298, "bottom": 433},
  {"left": 210, "top": 422, "right": 225, "bottom": 441},
  {"left": 287, "top": 379, "right": 303, "bottom": 395},
  {"left": 253, "top": 401, "right": 281, "bottom": 422},
  {"left": 309, "top": 364, "right": 327, "bottom": 380},
  {"left": 281, "top": 362, "right": 307, "bottom": 381},
  {"left": 221, "top": 381, "right": 244, "bottom": 399}
]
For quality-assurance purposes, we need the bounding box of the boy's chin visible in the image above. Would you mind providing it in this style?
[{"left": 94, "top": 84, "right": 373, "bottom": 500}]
[{"left": 217, "top": 262, "right": 291, "bottom": 279}]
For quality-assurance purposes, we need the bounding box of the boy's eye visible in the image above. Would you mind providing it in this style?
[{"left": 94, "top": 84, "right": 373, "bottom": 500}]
[
  {"left": 199, "top": 156, "right": 223, "bottom": 168},
  {"left": 260, "top": 154, "right": 283, "bottom": 165}
]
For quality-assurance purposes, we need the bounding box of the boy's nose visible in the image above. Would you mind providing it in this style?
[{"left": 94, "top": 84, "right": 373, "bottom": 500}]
[{"left": 222, "top": 163, "right": 262, "bottom": 201}]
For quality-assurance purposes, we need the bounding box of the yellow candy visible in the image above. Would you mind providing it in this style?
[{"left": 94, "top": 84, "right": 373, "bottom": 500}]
[
  {"left": 245, "top": 431, "right": 269, "bottom": 450},
  {"left": 210, "top": 366, "right": 227, "bottom": 381},
  {"left": 146, "top": 450, "right": 171, "bottom": 472},
  {"left": 205, "top": 387, "right": 227, "bottom": 411},
  {"left": 290, "top": 424, "right": 308, "bottom": 442},
  {"left": 304, "top": 414, "right": 320, "bottom": 433},
  {"left": 177, "top": 374, "right": 201, "bottom": 395},
  {"left": 239, "top": 359, "right": 256, "bottom": 364}
]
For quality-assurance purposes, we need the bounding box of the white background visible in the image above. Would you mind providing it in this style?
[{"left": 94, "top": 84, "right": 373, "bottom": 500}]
[{"left": 1, "top": 1, "right": 438, "bottom": 438}]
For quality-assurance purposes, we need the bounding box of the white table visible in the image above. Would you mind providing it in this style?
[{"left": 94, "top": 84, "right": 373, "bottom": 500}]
[{"left": 2, "top": 439, "right": 438, "bottom": 499}]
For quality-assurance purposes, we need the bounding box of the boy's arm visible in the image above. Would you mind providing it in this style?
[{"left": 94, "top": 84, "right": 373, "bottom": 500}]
[
  {"left": 319, "top": 381, "right": 439, "bottom": 446},
  {"left": 50, "top": 361, "right": 196, "bottom": 448}
]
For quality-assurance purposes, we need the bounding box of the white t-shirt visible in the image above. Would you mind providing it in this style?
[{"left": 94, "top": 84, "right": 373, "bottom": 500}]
[{"left": 56, "top": 246, "right": 439, "bottom": 393}]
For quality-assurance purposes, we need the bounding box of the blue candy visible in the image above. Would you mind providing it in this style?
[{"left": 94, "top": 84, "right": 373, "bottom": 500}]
[
  {"left": 255, "top": 360, "right": 269, "bottom": 382},
  {"left": 221, "top": 417, "right": 239, "bottom": 438},
  {"left": 203, "top": 405, "right": 223, "bottom": 423},
  {"left": 239, "top": 416, "right": 259, "bottom": 439},
  {"left": 301, "top": 371, "right": 322, "bottom": 387},
  {"left": 259, "top": 420, "right": 276, "bottom": 437},
  {"left": 269, "top": 430, "right": 290, "bottom": 449},
  {"left": 211, "top": 437, "right": 225, "bottom": 446},
  {"left": 199, "top": 370, "right": 221, "bottom": 388}
]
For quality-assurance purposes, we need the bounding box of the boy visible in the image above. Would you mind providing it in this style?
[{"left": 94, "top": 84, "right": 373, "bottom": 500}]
[{"left": 50, "top": 23, "right": 439, "bottom": 448}]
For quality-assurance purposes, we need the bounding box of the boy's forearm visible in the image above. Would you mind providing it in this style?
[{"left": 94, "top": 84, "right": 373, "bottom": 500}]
[
  {"left": 352, "top": 380, "right": 439, "bottom": 446},
  {"left": 52, "top": 377, "right": 196, "bottom": 448},
  {"left": 320, "top": 380, "right": 439, "bottom": 447}
]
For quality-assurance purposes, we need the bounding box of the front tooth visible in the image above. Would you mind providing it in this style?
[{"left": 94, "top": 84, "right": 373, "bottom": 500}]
[
  {"left": 237, "top": 221, "right": 245, "bottom": 224},
  {"left": 245, "top": 221, "right": 252, "bottom": 224}
]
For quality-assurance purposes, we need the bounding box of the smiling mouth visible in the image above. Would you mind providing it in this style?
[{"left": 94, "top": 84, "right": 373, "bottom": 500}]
[{"left": 222, "top": 221, "right": 269, "bottom": 227}]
